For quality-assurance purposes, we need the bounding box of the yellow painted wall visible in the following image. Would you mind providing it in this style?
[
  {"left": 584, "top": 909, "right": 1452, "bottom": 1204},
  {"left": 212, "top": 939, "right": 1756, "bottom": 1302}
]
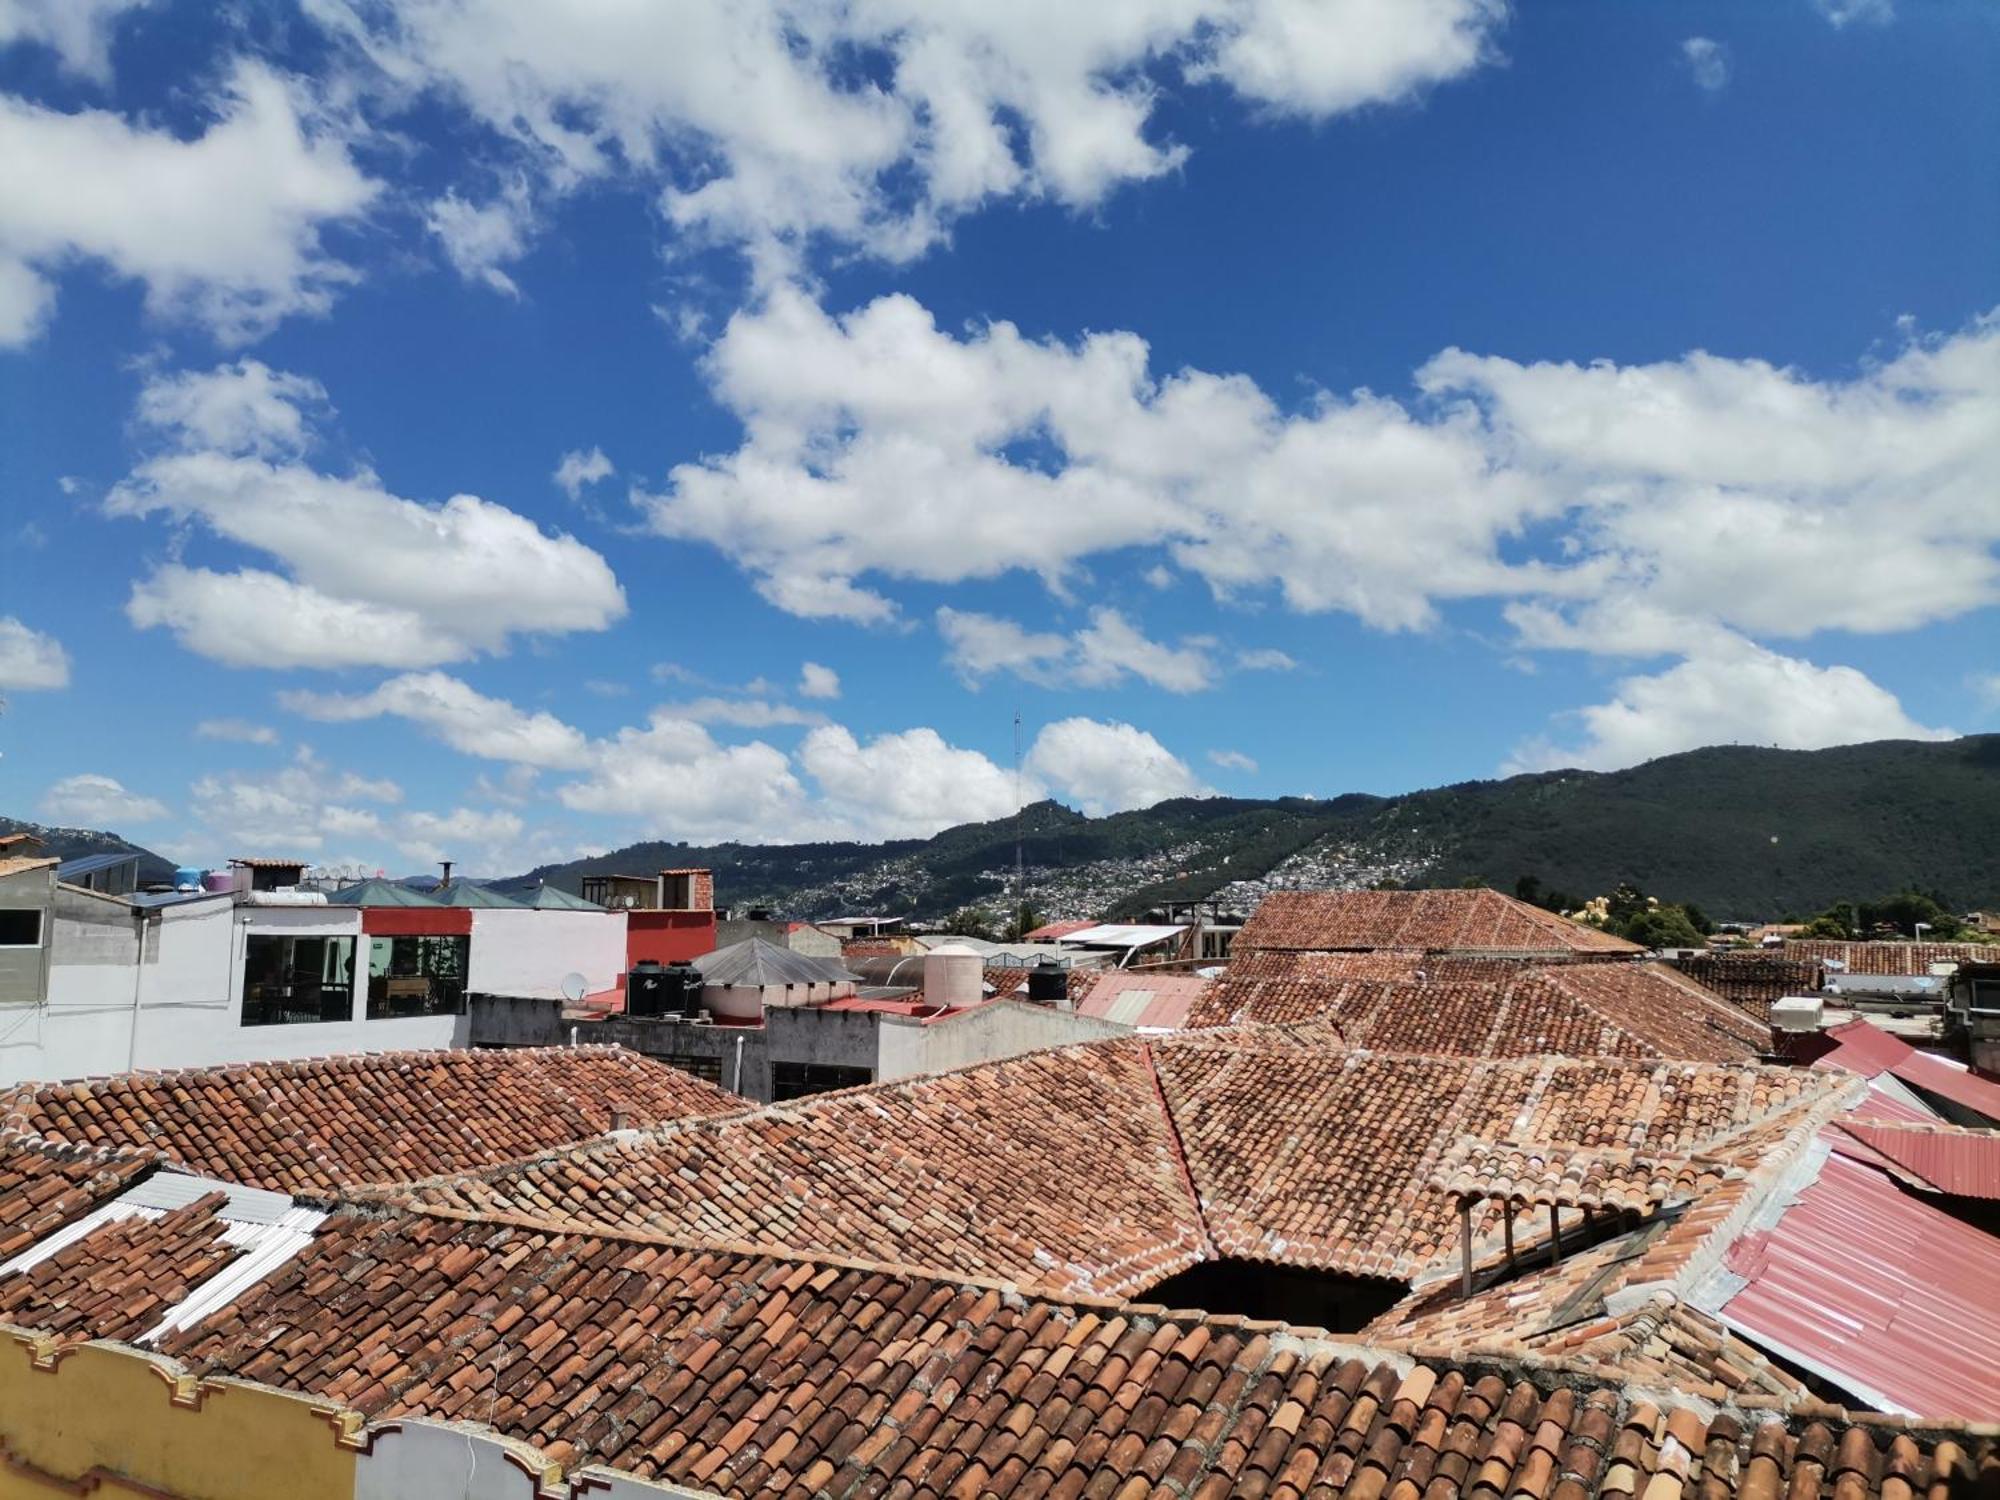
[{"left": 0, "top": 1328, "right": 358, "bottom": 1500}]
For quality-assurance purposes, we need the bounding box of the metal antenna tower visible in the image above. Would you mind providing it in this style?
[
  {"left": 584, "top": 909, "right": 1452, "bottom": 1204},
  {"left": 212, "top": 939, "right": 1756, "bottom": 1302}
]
[{"left": 1013, "top": 709, "right": 1026, "bottom": 928}]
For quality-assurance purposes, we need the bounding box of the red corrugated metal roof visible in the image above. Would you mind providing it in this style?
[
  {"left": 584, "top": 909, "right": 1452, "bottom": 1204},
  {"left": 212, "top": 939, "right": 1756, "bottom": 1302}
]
[
  {"left": 1812, "top": 1019, "right": 2000, "bottom": 1126},
  {"left": 1716, "top": 1146, "right": 2000, "bottom": 1419},
  {"left": 1831, "top": 1120, "right": 2000, "bottom": 1200},
  {"left": 1071, "top": 971, "right": 1208, "bottom": 1030},
  {"left": 1021, "top": 920, "right": 1097, "bottom": 941}
]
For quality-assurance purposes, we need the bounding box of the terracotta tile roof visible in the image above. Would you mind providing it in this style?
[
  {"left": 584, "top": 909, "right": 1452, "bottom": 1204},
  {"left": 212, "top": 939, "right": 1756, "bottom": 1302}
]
[
  {"left": 0, "top": 1191, "right": 239, "bottom": 1343},
  {"left": 982, "top": 964, "right": 1033, "bottom": 997},
  {"left": 367, "top": 1035, "right": 1838, "bottom": 1297},
  {"left": 1237, "top": 889, "right": 1642, "bottom": 955},
  {"left": 1227, "top": 950, "right": 1550, "bottom": 983},
  {"left": 0, "top": 1045, "right": 745, "bottom": 1195},
  {"left": 148, "top": 1205, "right": 1993, "bottom": 1499},
  {"left": 1188, "top": 963, "right": 1767, "bottom": 1063},
  {"left": 383, "top": 1039, "right": 1209, "bottom": 1299},
  {"left": 1428, "top": 1138, "right": 1714, "bottom": 1214},
  {"left": 0, "top": 1136, "right": 153, "bottom": 1259},
  {"left": 0, "top": 855, "right": 58, "bottom": 877},
  {"left": 1366, "top": 1176, "right": 1814, "bottom": 1407},
  {"left": 1783, "top": 939, "right": 1990, "bottom": 976},
  {"left": 1665, "top": 954, "right": 1823, "bottom": 1020}
]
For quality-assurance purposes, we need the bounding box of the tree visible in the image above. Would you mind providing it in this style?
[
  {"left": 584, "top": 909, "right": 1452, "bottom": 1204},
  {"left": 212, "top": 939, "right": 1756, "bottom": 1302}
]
[
  {"left": 942, "top": 906, "right": 1000, "bottom": 941},
  {"left": 1005, "top": 902, "right": 1042, "bottom": 941},
  {"left": 1620, "top": 906, "right": 1708, "bottom": 951}
]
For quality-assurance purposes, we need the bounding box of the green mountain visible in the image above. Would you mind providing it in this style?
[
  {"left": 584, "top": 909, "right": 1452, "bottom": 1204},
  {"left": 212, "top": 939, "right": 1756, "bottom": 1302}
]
[
  {"left": 504, "top": 736, "right": 2000, "bottom": 922},
  {"left": 0, "top": 817, "right": 176, "bottom": 882}
]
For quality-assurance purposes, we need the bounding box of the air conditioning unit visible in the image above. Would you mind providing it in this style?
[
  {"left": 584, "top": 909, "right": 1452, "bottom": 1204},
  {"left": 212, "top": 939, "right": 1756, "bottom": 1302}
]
[{"left": 1771, "top": 996, "right": 1825, "bottom": 1034}]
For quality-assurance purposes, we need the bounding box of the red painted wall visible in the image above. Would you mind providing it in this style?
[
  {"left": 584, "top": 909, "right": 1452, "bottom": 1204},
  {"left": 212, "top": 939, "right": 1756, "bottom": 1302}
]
[
  {"left": 626, "top": 909, "right": 717, "bottom": 967},
  {"left": 359, "top": 907, "right": 474, "bottom": 936}
]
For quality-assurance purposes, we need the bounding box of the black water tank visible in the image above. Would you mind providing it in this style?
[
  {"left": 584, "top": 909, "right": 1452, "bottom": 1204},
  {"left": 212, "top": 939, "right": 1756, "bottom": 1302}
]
[
  {"left": 627, "top": 960, "right": 669, "bottom": 1018},
  {"left": 1027, "top": 959, "right": 1069, "bottom": 1005},
  {"left": 662, "top": 961, "right": 706, "bottom": 1018}
]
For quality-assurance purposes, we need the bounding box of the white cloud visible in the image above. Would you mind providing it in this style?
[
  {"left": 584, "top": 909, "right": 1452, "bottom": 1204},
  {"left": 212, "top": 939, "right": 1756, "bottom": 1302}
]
[
  {"left": 195, "top": 717, "right": 280, "bottom": 745},
  {"left": 937, "top": 608, "right": 1073, "bottom": 686},
  {"left": 1208, "top": 748, "right": 1258, "bottom": 773},
  {"left": 110, "top": 363, "right": 626, "bottom": 669},
  {"left": 1681, "top": 37, "right": 1729, "bottom": 92},
  {"left": 648, "top": 287, "right": 1559, "bottom": 628},
  {"left": 0, "top": 616, "right": 70, "bottom": 689},
  {"left": 393, "top": 805, "right": 526, "bottom": 865},
  {"left": 1234, "top": 647, "right": 1296, "bottom": 672},
  {"left": 0, "top": 62, "right": 378, "bottom": 345},
  {"left": 187, "top": 746, "right": 401, "bottom": 853},
  {"left": 798, "top": 724, "right": 1023, "bottom": 840},
  {"left": 426, "top": 178, "right": 533, "bottom": 295},
  {"left": 656, "top": 290, "right": 2000, "bottom": 719},
  {"left": 552, "top": 446, "right": 613, "bottom": 501},
  {"left": 39, "top": 772, "right": 168, "bottom": 825},
  {"left": 1813, "top": 0, "right": 1892, "bottom": 27},
  {"left": 1505, "top": 636, "right": 1953, "bottom": 774},
  {"left": 134, "top": 360, "right": 326, "bottom": 459},
  {"left": 938, "top": 606, "right": 1217, "bottom": 693},
  {"left": 798, "top": 661, "right": 841, "bottom": 700},
  {"left": 311, "top": 0, "right": 1502, "bottom": 269},
  {"left": 0, "top": 0, "right": 151, "bottom": 81},
  {"left": 282, "top": 671, "right": 595, "bottom": 768},
  {"left": 668, "top": 697, "right": 828, "bottom": 728},
  {"left": 1973, "top": 672, "right": 2000, "bottom": 711},
  {"left": 1026, "top": 717, "right": 1210, "bottom": 815},
  {"left": 273, "top": 667, "right": 1203, "bottom": 842}
]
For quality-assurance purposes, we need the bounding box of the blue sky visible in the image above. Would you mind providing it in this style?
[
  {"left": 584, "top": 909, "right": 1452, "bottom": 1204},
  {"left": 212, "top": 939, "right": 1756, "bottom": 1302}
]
[{"left": 0, "top": 0, "right": 1995, "bottom": 876}]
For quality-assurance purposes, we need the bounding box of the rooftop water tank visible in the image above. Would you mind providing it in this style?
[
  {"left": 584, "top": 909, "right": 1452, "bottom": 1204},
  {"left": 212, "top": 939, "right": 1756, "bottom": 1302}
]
[
  {"left": 923, "top": 943, "right": 983, "bottom": 1010},
  {"left": 1027, "top": 958, "right": 1070, "bottom": 1007}
]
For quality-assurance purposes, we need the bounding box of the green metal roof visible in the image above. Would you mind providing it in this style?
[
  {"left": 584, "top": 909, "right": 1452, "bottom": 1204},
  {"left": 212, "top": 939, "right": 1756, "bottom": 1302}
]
[
  {"left": 523, "top": 884, "right": 604, "bottom": 911},
  {"left": 330, "top": 879, "right": 443, "bottom": 907},
  {"left": 435, "top": 881, "right": 528, "bottom": 909}
]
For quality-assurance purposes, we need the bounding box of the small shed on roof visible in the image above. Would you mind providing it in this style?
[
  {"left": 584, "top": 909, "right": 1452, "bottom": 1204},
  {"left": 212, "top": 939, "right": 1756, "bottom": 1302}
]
[
  {"left": 523, "top": 884, "right": 604, "bottom": 911},
  {"left": 329, "top": 879, "right": 442, "bottom": 907},
  {"left": 435, "top": 881, "right": 526, "bottom": 909}
]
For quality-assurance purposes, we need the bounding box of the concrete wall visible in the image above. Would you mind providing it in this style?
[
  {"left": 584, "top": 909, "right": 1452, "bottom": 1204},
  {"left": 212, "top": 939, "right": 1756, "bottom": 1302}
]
[
  {"left": 716, "top": 918, "right": 842, "bottom": 959},
  {"left": 0, "top": 864, "right": 54, "bottom": 1008},
  {"left": 0, "top": 1325, "right": 693, "bottom": 1500},
  {"left": 470, "top": 994, "right": 1130, "bottom": 1104},
  {"left": 466, "top": 908, "right": 627, "bottom": 1000},
  {"left": 876, "top": 999, "right": 1131, "bottom": 1081}
]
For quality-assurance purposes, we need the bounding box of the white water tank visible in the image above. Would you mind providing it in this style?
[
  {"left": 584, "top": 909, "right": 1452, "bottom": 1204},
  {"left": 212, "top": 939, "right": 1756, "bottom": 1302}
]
[{"left": 923, "top": 943, "right": 983, "bottom": 1009}]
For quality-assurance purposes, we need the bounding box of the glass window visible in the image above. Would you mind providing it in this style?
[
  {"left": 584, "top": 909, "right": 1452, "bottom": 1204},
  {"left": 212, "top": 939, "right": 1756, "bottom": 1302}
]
[
  {"left": 242, "top": 934, "right": 356, "bottom": 1026},
  {"left": 771, "top": 1062, "right": 872, "bottom": 1101},
  {"left": 0, "top": 909, "right": 43, "bottom": 947},
  {"left": 365, "top": 934, "right": 469, "bottom": 1018}
]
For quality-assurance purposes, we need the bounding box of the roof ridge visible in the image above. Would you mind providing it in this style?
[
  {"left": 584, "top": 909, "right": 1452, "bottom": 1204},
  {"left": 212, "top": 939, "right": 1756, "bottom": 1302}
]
[{"left": 1138, "top": 1042, "right": 1217, "bottom": 1264}]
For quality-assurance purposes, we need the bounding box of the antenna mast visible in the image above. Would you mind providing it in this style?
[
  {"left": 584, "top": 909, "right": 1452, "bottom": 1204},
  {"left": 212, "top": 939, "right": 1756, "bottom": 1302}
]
[{"left": 1013, "top": 709, "right": 1026, "bottom": 930}]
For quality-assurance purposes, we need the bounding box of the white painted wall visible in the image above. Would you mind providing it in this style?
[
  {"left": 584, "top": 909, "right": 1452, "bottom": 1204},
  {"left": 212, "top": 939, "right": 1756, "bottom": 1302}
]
[
  {"left": 875, "top": 998, "right": 1131, "bottom": 1082},
  {"left": 465, "top": 908, "right": 627, "bottom": 999},
  {"left": 1, "top": 896, "right": 464, "bottom": 1089}
]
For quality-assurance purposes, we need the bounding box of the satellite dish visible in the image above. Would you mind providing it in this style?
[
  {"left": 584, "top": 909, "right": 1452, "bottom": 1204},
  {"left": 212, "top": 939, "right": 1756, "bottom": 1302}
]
[{"left": 560, "top": 972, "right": 589, "bottom": 1003}]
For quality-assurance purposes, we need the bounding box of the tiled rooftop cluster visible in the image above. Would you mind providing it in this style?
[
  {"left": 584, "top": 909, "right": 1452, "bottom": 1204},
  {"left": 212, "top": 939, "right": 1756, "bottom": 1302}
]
[
  {"left": 1235, "top": 889, "right": 1643, "bottom": 956},
  {"left": 1782, "top": 940, "right": 1991, "bottom": 975},
  {"left": 375, "top": 1034, "right": 1840, "bottom": 1292},
  {"left": 1188, "top": 957, "right": 1769, "bottom": 1062},
  {"left": 135, "top": 1212, "right": 1989, "bottom": 1500},
  {"left": 0, "top": 1020, "right": 1993, "bottom": 1493},
  {"left": 1427, "top": 1139, "right": 1714, "bottom": 1214},
  {"left": 1664, "top": 954, "right": 1824, "bottom": 1020},
  {"left": 0, "top": 1045, "right": 744, "bottom": 1194}
]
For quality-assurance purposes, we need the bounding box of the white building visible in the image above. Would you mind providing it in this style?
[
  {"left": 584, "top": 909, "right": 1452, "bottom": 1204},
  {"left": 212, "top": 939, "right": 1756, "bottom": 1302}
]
[{"left": 0, "top": 871, "right": 635, "bottom": 1089}]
